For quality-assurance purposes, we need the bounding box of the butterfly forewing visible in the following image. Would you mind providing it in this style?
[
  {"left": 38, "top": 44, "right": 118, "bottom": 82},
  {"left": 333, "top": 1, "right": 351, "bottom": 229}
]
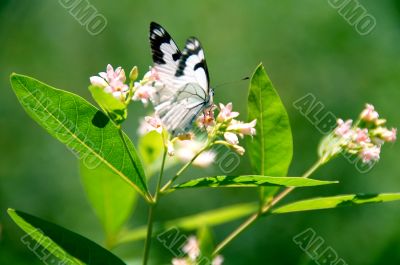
[
  {"left": 175, "top": 37, "right": 210, "bottom": 93},
  {"left": 149, "top": 22, "right": 182, "bottom": 89}
]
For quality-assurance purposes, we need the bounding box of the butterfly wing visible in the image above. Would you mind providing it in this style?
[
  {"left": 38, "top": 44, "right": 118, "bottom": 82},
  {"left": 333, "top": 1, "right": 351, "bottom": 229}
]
[
  {"left": 175, "top": 37, "right": 210, "bottom": 94},
  {"left": 155, "top": 83, "right": 208, "bottom": 135},
  {"left": 149, "top": 22, "right": 181, "bottom": 90},
  {"left": 149, "top": 23, "right": 212, "bottom": 135}
]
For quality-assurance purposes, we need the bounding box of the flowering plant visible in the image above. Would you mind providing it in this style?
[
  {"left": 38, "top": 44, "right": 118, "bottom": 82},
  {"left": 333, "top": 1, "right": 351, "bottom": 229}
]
[{"left": 7, "top": 62, "right": 398, "bottom": 265}]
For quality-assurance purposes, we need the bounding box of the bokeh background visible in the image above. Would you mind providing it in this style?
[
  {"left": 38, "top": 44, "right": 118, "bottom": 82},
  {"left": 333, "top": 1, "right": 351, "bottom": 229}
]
[{"left": 1, "top": 0, "right": 399, "bottom": 264}]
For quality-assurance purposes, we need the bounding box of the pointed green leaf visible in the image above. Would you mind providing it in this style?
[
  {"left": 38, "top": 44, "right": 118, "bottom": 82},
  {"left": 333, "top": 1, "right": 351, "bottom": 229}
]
[
  {"left": 10, "top": 74, "right": 150, "bottom": 201},
  {"left": 247, "top": 63, "right": 293, "bottom": 199},
  {"left": 80, "top": 162, "right": 137, "bottom": 246},
  {"left": 7, "top": 209, "right": 126, "bottom": 265},
  {"left": 272, "top": 193, "right": 400, "bottom": 214},
  {"left": 89, "top": 85, "right": 127, "bottom": 125},
  {"left": 171, "top": 176, "right": 337, "bottom": 190}
]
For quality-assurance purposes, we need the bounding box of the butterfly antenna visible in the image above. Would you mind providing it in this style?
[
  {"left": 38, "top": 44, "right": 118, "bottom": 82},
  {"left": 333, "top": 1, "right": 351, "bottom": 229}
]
[{"left": 214, "top": 77, "right": 249, "bottom": 88}]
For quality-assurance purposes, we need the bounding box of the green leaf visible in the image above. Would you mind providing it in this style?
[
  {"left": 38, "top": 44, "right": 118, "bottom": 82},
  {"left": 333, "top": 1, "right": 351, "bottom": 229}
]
[
  {"left": 80, "top": 162, "right": 137, "bottom": 247},
  {"left": 7, "top": 209, "right": 126, "bottom": 265},
  {"left": 10, "top": 74, "right": 150, "bottom": 201},
  {"left": 171, "top": 176, "right": 337, "bottom": 190},
  {"left": 246, "top": 63, "right": 293, "bottom": 200},
  {"left": 271, "top": 193, "right": 400, "bottom": 214},
  {"left": 117, "top": 202, "right": 257, "bottom": 245},
  {"left": 89, "top": 85, "right": 127, "bottom": 125},
  {"left": 138, "top": 131, "right": 164, "bottom": 166}
]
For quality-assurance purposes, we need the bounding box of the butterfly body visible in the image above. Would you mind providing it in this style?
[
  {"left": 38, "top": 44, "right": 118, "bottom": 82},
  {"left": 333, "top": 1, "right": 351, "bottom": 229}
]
[{"left": 149, "top": 22, "right": 213, "bottom": 136}]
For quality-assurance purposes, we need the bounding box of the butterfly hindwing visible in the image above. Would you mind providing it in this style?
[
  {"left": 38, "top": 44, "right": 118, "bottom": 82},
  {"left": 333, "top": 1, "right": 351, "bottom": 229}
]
[{"left": 155, "top": 83, "right": 208, "bottom": 135}]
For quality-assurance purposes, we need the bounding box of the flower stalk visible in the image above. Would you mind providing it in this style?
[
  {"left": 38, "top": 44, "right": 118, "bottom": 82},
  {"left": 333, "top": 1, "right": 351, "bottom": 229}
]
[{"left": 142, "top": 147, "right": 168, "bottom": 265}]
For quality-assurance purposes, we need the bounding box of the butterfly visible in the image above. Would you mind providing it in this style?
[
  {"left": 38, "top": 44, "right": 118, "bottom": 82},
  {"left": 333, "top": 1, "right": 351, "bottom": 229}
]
[{"left": 149, "top": 22, "right": 214, "bottom": 136}]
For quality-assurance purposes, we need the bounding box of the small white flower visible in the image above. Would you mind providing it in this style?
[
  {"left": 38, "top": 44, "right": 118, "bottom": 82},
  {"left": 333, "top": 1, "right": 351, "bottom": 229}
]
[
  {"left": 193, "top": 151, "right": 216, "bottom": 167},
  {"left": 167, "top": 141, "right": 175, "bottom": 156},
  {"left": 360, "top": 103, "right": 379, "bottom": 122},
  {"left": 334, "top": 119, "right": 353, "bottom": 139},
  {"left": 227, "top": 119, "right": 257, "bottom": 137},
  {"left": 137, "top": 116, "right": 163, "bottom": 135},
  {"left": 175, "top": 141, "right": 216, "bottom": 168},
  {"left": 212, "top": 255, "right": 224, "bottom": 265},
  {"left": 224, "top": 132, "right": 239, "bottom": 145},
  {"left": 354, "top": 128, "right": 370, "bottom": 144},
  {"left": 172, "top": 258, "right": 189, "bottom": 265},
  {"left": 217, "top": 103, "right": 239, "bottom": 122},
  {"left": 360, "top": 144, "right": 381, "bottom": 163},
  {"left": 132, "top": 83, "right": 155, "bottom": 106},
  {"left": 182, "top": 236, "right": 200, "bottom": 261},
  {"left": 197, "top": 107, "right": 216, "bottom": 128}
]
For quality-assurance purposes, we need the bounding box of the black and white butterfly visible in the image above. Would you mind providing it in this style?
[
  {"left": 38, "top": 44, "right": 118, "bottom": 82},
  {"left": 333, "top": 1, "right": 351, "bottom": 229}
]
[{"left": 149, "top": 22, "right": 214, "bottom": 136}]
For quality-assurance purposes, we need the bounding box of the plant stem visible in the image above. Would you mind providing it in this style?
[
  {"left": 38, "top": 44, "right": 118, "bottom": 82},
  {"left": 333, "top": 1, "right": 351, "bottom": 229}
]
[
  {"left": 212, "top": 158, "right": 324, "bottom": 256},
  {"left": 142, "top": 205, "right": 155, "bottom": 265},
  {"left": 155, "top": 148, "right": 168, "bottom": 201},
  {"left": 213, "top": 212, "right": 259, "bottom": 255},
  {"left": 142, "top": 148, "right": 168, "bottom": 265},
  {"left": 160, "top": 144, "right": 210, "bottom": 193},
  {"left": 118, "top": 128, "right": 153, "bottom": 203}
]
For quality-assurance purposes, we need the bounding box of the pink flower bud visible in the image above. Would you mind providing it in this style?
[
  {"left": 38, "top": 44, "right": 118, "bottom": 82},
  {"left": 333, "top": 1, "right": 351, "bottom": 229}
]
[
  {"left": 232, "top": 144, "right": 245, "bottom": 155},
  {"left": 354, "top": 128, "right": 370, "bottom": 144},
  {"left": 224, "top": 132, "right": 239, "bottom": 145},
  {"left": 375, "top": 127, "right": 397, "bottom": 142},
  {"left": 89, "top": 76, "right": 108, "bottom": 88},
  {"left": 227, "top": 119, "right": 257, "bottom": 136},
  {"left": 334, "top": 119, "right": 353, "bottom": 139},
  {"left": 360, "top": 103, "right": 379, "bottom": 122}
]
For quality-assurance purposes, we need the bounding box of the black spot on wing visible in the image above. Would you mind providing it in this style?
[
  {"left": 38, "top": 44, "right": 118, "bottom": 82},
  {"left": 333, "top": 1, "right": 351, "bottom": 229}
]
[
  {"left": 149, "top": 22, "right": 181, "bottom": 65},
  {"left": 172, "top": 52, "right": 180, "bottom": 61}
]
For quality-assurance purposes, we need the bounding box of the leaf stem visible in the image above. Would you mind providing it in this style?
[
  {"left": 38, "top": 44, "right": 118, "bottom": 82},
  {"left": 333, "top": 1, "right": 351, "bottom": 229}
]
[
  {"left": 212, "top": 158, "right": 324, "bottom": 256},
  {"left": 142, "top": 147, "right": 168, "bottom": 265}
]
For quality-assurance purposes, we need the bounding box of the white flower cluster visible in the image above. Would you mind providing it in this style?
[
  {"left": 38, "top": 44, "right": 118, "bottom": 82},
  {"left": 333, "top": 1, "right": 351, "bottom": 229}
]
[
  {"left": 332, "top": 104, "right": 396, "bottom": 163},
  {"left": 90, "top": 64, "right": 130, "bottom": 101},
  {"left": 198, "top": 103, "right": 256, "bottom": 156},
  {"left": 172, "top": 236, "right": 223, "bottom": 265}
]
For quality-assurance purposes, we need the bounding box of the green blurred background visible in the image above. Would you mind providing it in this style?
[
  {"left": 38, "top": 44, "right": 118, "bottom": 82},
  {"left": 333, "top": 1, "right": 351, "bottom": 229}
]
[{"left": 1, "top": 0, "right": 399, "bottom": 264}]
